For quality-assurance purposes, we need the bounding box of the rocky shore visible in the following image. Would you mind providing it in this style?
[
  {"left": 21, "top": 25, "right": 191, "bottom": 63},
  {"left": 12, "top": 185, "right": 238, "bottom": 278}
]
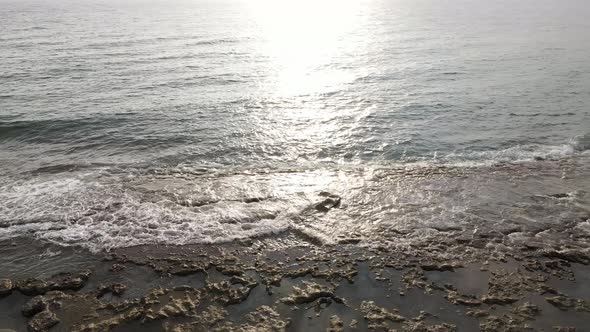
[{"left": 1, "top": 228, "right": 589, "bottom": 332}]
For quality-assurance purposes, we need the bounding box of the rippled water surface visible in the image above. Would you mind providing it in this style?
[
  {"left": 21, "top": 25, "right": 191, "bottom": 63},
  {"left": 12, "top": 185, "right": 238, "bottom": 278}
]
[{"left": 0, "top": 0, "right": 589, "bottom": 251}]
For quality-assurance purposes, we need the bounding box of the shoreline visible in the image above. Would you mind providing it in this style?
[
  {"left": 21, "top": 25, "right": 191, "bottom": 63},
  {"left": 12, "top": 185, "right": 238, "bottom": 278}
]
[{"left": 1, "top": 231, "right": 589, "bottom": 331}]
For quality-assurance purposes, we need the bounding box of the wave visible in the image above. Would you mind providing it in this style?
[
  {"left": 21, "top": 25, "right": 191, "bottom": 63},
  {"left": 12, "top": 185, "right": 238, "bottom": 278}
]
[
  {"left": 0, "top": 171, "right": 300, "bottom": 252},
  {"left": 0, "top": 150, "right": 589, "bottom": 252},
  {"left": 184, "top": 38, "right": 244, "bottom": 47},
  {"left": 427, "top": 141, "right": 586, "bottom": 166},
  {"left": 508, "top": 112, "right": 577, "bottom": 117},
  {"left": 367, "top": 137, "right": 589, "bottom": 169}
]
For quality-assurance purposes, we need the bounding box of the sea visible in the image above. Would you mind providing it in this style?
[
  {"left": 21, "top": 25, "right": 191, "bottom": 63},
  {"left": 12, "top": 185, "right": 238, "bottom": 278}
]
[{"left": 1, "top": 0, "right": 589, "bottom": 253}]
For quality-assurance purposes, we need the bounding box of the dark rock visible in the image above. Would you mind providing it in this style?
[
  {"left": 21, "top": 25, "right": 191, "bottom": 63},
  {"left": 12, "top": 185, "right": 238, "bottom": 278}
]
[
  {"left": 540, "top": 285, "right": 558, "bottom": 295},
  {"left": 22, "top": 296, "right": 47, "bottom": 317},
  {"left": 18, "top": 270, "right": 92, "bottom": 296},
  {"left": 97, "top": 283, "right": 127, "bottom": 297},
  {"left": 238, "top": 238, "right": 254, "bottom": 246},
  {"left": 432, "top": 225, "right": 463, "bottom": 232},
  {"left": 22, "top": 291, "right": 69, "bottom": 321},
  {"left": 18, "top": 280, "right": 51, "bottom": 296},
  {"left": 420, "top": 263, "right": 457, "bottom": 272},
  {"left": 170, "top": 265, "right": 206, "bottom": 276},
  {"left": 314, "top": 193, "right": 341, "bottom": 212},
  {"left": 217, "top": 265, "right": 243, "bottom": 276},
  {"left": 337, "top": 238, "right": 361, "bottom": 245},
  {"left": 27, "top": 311, "right": 59, "bottom": 332},
  {"left": 111, "top": 283, "right": 126, "bottom": 296},
  {"left": 548, "top": 193, "right": 570, "bottom": 199}
]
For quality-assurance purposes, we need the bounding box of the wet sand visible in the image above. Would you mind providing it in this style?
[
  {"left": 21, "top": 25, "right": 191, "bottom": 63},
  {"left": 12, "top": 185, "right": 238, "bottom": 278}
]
[{"left": 1, "top": 229, "right": 589, "bottom": 332}]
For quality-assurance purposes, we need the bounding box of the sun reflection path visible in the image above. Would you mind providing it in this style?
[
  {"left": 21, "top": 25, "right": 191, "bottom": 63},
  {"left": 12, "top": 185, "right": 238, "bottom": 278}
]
[{"left": 246, "top": 0, "right": 368, "bottom": 96}]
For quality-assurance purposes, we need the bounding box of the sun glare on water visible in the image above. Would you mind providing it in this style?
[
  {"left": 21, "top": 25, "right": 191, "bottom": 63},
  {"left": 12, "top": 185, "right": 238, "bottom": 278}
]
[{"left": 246, "top": 0, "right": 368, "bottom": 97}]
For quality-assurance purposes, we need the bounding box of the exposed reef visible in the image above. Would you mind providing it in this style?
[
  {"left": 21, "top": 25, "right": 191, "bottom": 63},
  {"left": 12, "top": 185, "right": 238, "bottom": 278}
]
[{"left": 0, "top": 227, "right": 589, "bottom": 332}]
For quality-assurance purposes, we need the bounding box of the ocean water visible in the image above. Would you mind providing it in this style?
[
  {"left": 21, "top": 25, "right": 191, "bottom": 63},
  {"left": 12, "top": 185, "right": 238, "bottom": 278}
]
[{"left": 1, "top": 0, "right": 589, "bottom": 252}]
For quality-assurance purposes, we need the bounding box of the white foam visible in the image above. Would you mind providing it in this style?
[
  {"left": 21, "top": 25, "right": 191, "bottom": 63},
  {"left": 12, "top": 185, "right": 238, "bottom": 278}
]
[
  {"left": 1, "top": 146, "right": 589, "bottom": 252},
  {"left": 426, "top": 142, "right": 578, "bottom": 167},
  {"left": 0, "top": 170, "right": 320, "bottom": 252},
  {"left": 574, "top": 221, "right": 590, "bottom": 235}
]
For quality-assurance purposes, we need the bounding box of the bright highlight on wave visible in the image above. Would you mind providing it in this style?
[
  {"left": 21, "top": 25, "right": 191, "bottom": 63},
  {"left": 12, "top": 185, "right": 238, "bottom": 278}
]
[{"left": 246, "top": 0, "right": 368, "bottom": 96}]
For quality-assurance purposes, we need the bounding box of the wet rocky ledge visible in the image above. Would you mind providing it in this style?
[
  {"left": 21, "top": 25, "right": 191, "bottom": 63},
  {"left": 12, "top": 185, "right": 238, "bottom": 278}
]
[{"left": 1, "top": 230, "right": 589, "bottom": 332}]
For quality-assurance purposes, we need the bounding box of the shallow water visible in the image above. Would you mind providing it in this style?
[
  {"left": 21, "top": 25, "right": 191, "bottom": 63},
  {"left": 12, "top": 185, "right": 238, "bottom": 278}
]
[{"left": 1, "top": 0, "right": 589, "bottom": 251}]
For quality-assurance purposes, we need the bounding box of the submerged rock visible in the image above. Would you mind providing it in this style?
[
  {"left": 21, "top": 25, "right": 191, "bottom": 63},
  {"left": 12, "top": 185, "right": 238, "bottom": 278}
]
[
  {"left": 337, "top": 238, "right": 361, "bottom": 245},
  {"left": 0, "top": 279, "right": 13, "bottom": 297},
  {"left": 18, "top": 270, "right": 92, "bottom": 296},
  {"left": 109, "top": 264, "right": 126, "bottom": 272},
  {"left": 548, "top": 193, "right": 570, "bottom": 199},
  {"left": 27, "top": 311, "right": 59, "bottom": 332},
  {"left": 481, "top": 295, "right": 519, "bottom": 305},
  {"left": 111, "top": 283, "right": 126, "bottom": 296},
  {"left": 170, "top": 264, "right": 207, "bottom": 276},
  {"left": 22, "top": 296, "right": 47, "bottom": 317},
  {"left": 546, "top": 295, "right": 590, "bottom": 312},
  {"left": 97, "top": 283, "right": 127, "bottom": 297},
  {"left": 314, "top": 193, "right": 341, "bottom": 212},
  {"left": 512, "top": 302, "right": 540, "bottom": 319},
  {"left": 420, "top": 262, "right": 459, "bottom": 272},
  {"left": 445, "top": 291, "right": 481, "bottom": 306},
  {"left": 22, "top": 291, "right": 70, "bottom": 317}
]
